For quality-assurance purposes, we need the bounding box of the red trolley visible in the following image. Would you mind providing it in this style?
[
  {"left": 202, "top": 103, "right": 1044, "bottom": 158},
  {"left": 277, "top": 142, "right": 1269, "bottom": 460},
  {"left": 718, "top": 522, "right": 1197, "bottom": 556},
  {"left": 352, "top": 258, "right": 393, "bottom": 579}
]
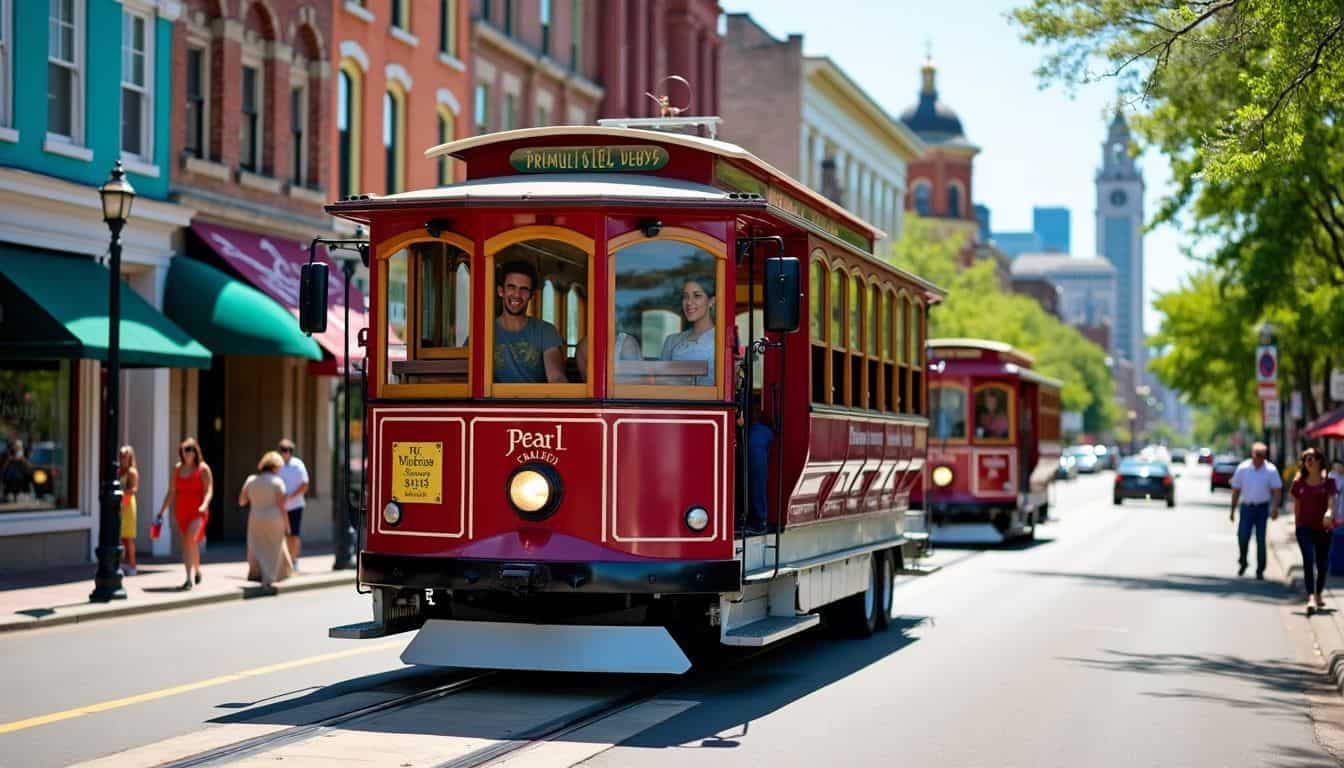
[
  {"left": 912, "top": 339, "right": 1063, "bottom": 544},
  {"left": 311, "top": 120, "right": 943, "bottom": 673}
]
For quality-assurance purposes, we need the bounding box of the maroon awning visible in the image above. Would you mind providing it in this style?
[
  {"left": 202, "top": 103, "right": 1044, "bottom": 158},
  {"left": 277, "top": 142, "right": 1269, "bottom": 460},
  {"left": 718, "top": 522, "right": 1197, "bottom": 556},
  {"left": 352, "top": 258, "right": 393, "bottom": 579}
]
[
  {"left": 190, "top": 221, "right": 368, "bottom": 374},
  {"left": 1303, "top": 408, "right": 1344, "bottom": 439}
]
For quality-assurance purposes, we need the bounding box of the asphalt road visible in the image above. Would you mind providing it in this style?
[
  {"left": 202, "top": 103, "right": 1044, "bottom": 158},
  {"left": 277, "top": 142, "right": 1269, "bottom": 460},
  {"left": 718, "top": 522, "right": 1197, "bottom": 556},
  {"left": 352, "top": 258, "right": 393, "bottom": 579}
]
[{"left": 1, "top": 466, "right": 1338, "bottom": 767}]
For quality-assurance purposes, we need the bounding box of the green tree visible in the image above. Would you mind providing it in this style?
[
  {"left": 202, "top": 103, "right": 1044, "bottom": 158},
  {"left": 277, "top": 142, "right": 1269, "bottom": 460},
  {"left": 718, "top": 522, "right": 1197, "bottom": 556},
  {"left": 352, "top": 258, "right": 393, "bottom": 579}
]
[{"left": 889, "top": 219, "right": 1120, "bottom": 433}]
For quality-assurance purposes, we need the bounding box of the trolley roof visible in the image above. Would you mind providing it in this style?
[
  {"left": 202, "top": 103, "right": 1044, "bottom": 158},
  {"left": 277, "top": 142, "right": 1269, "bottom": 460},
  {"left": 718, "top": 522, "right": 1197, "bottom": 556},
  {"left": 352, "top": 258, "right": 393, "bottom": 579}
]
[{"left": 927, "top": 338, "right": 1062, "bottom": 389}]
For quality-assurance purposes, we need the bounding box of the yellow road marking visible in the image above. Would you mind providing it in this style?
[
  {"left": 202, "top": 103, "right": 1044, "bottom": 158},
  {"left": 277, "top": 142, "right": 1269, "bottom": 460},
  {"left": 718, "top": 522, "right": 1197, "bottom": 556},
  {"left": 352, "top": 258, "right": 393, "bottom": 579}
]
[{"left": 0, "top": 639, "right": 405, "bottom": 735}]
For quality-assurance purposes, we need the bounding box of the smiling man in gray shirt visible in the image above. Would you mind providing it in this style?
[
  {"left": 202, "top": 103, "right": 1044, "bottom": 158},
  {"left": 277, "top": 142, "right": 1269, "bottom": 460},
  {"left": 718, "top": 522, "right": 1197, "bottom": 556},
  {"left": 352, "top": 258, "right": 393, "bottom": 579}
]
[{"left": 493, "top": 260, "right": 566, "bottom": 384}]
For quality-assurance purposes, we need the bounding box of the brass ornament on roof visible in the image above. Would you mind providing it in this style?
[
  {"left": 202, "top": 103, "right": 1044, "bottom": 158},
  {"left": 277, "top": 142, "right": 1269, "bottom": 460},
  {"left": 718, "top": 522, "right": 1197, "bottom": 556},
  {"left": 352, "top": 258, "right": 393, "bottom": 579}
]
[{"left": 645, "top": 75, "right": 692, "bottom": 118}]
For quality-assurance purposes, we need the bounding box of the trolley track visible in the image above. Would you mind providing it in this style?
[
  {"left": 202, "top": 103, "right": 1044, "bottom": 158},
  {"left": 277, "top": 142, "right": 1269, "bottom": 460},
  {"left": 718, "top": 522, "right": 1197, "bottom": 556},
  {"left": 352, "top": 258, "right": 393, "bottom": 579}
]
[{"left": 153, "top": 634, "right": 807, "bottom": 768}]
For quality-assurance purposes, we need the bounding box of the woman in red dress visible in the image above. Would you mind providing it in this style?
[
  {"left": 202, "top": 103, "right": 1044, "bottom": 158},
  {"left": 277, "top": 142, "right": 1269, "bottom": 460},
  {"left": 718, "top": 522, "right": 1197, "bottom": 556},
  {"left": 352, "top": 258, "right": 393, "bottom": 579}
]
[
  {"left": 1290, "top": 447, "right": 1336, "bottom": 613},
  {"left": 154, "top": 437, "right": 214, "bottom": 590}
]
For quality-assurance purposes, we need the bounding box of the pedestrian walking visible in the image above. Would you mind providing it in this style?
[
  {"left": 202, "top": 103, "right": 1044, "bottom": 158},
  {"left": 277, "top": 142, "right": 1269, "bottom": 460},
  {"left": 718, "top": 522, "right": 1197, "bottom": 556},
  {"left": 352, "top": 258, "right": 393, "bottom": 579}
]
[
  {"left": 1229, "top": 442, "right": 1283, "bottom": 579},
  {"left": 241, "top": 451, "right": 293, "bottom": 592},
  {"left": 155, "top": 437, "right": 214, "bottom": 590},
  {"left": 1290, "top": 447, "right": 1337, "bottom": 613},
  {"left": 276, "top": 438, "right": 309, "bottom": 567},
  {"left": 118, "top": 445, "right": 139, "bottom": 575}
]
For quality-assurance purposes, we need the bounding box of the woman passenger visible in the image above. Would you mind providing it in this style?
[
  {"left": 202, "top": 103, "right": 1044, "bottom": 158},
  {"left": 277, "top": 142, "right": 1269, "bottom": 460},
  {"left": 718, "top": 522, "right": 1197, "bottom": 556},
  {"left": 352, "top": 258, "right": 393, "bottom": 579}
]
[
  {"left": 1291, "top": 447, "right": 1336, "bottom": 613},
  {"left": 241, "top": 451, "right": 293, "bottom": 592},
  {"left": 155, "top": 437, "right": 214, "bottom": 590},
  {"left": 661, "top": 277, "right": 716, "bottom": 386}
]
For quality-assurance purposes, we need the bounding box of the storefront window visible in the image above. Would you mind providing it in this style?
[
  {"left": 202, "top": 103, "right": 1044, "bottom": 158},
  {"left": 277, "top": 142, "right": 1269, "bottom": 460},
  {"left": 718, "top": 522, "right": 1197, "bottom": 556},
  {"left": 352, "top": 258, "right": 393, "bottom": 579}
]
[
  {"left": 0, "top": 361, "right": 73, "bottom": 513},
  {"left": 612, "top": 239, "right": 719, "bottom": 390},
  {"left": 930, "top": 384, "right": 967, "bottom": 441}
]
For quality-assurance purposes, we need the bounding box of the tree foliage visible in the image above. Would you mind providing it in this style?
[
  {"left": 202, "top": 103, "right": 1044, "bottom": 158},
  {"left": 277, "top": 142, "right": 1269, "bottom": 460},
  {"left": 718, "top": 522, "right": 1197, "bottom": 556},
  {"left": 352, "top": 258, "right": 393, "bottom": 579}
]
[
  {"left": 1013, "top": 0, "right": 1344, "bottom": 437},
  {"left": 889, "top": 219, "right": 1120, "bottom": 434}
]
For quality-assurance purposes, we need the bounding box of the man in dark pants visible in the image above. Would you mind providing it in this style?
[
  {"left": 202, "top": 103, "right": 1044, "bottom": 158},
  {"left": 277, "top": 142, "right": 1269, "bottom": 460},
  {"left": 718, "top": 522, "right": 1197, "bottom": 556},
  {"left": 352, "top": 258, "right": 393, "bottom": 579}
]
[{"left": 1229, "top": 442, "right": 1282, "bottom": 579}]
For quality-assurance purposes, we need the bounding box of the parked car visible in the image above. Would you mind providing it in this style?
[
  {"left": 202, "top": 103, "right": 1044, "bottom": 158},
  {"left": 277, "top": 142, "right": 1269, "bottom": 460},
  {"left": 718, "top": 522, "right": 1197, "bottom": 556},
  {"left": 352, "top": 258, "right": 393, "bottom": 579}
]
[
  {"left": 1055, "top": 453, "right": 1080, "bottom": 480},
  {"left": 1093, "top": 444, "right": 1118, "bottom": 470},
  {"left": 1114, "top": 458, "right": 1175, "bottom": 507},
  {"left": 1211, "top": 456, "right": 1240, "bottom": 491},
  {"left": 1066, "top": 445, "right": 1101, "bottom": 474},
  {"left": 1170, "top": 448, "right": 1188, "bottom": 464},
  {"left": 1197, "top": 447, "right": 1214, "bottom": 465}
]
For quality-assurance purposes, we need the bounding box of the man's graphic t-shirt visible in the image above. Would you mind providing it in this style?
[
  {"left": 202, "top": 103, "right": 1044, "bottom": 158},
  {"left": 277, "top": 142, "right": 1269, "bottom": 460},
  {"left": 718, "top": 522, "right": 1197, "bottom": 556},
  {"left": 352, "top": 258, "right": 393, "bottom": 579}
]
[{"left": 494, "top": 316, "right": 563, "bottom": 383}]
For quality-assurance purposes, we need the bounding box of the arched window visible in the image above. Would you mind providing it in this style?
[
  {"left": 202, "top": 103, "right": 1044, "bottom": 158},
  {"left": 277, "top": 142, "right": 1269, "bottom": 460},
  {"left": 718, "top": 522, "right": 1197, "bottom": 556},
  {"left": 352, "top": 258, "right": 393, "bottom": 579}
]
[
  {"left": 290, "top": 24, "right": 323, "bottom": 189},
  {"left": 947, "top": 184, "right": 962, "bottom": 219},
  {"left": 383, "top": 84, "right": 406, "bottom": 193},
  {"left": 913, "top": 182, "right": 931, "bottom": 216},
  {"left": 436, "top": 106, "right": 455, "bottom": 185},
  {"left": 809, "top": 259, "right": 825, "bottom": 341},
  {"left": 848, "top": 274, "right": 861, "bottom": 350},
  {"left": 830, "top": 268, "right": 845, "bottom": 350},
  {"left": 337, "top": 61, "right": 362, "bottom": 197}
]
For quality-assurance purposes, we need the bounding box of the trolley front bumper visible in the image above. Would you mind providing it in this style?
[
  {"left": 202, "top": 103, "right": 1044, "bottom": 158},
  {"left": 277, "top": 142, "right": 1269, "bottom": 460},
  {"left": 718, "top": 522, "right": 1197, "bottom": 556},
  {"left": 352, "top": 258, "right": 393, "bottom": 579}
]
[{"left": 359, "top": 552, "right": 742, "bottom": 595}]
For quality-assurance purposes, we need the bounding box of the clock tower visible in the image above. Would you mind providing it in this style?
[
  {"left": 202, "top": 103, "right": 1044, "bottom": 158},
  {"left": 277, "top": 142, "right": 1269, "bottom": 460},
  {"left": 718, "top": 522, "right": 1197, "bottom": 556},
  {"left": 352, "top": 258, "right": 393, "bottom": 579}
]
[{"left": 1095, "top": 109, "right": 1145, "bottom": 373}]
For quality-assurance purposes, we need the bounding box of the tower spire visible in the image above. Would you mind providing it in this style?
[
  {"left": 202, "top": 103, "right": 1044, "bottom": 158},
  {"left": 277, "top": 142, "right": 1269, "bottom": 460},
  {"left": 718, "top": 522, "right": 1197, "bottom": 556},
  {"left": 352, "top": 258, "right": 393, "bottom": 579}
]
[{"left": 921, "top": 43, "right": 936, "bottom": 95}]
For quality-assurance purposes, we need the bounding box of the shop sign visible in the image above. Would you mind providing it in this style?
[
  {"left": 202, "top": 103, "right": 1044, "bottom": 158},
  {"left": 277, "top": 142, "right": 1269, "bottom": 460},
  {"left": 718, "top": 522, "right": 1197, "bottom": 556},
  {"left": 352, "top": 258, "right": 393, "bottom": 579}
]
[{"left": 509, "top": 145, "right": 669, "bottom": 173}]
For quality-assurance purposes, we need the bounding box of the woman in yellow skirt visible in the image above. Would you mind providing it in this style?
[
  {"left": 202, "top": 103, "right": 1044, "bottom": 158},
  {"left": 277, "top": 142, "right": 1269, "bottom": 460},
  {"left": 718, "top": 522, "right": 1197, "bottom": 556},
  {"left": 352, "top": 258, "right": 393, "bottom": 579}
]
[{"left": 119, "top": 445, "right": 139, "bottom": 575}]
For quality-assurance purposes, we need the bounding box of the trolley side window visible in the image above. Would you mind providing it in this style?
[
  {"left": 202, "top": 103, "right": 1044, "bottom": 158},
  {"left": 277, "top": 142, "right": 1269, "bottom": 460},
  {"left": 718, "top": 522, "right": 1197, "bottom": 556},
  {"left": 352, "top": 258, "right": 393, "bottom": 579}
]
[
  {"left": 488, "top": 234, "right": 589, "bottom": 396},
  {"left": 610, "top": 236, "right": 724, "bottom": 398},
  {"left": 973, "top": 383, "right": 1015, "bottom": 443},
  {"left": 383, "top": 241, "right": 472, "bottom": 392},
  {"left": 930, "top": 384, "right": 967, "bottom": 441}
]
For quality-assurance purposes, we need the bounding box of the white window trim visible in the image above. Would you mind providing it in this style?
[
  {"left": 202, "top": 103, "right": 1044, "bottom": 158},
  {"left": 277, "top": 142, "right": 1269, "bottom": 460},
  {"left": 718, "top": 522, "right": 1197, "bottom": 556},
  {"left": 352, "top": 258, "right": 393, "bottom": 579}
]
[
  {"left": 119, "top": 155, "right": 160, "bottom": 178},
  {"left": 184, "top": 41, "right": 210, "bottom": 159},
  {"left": 120, "top": 7, "right": 154, "bottom": 162},
  {"left": 46, "top": 0, "right": 86, "bottom": 147},
  {"left": 1, "top": 0, "right": 11, "bottom": 129},
  {"left": 0, "top": 127, "right": 17, "bottom": 143},
  {"left": 438, "top": 52, "right": 465, "bottom": 71},
  {"left": 44, "top": 136, "right": 93, "bottom": 161},
  {"left": 389, "top": 25, "right": 419, "bottom": 47},
  {"left": 343, "top": 0, "right": 374, "bottom": 23},
  {"left": 240, "top": 50, "right": 265, "bottom": 174}
]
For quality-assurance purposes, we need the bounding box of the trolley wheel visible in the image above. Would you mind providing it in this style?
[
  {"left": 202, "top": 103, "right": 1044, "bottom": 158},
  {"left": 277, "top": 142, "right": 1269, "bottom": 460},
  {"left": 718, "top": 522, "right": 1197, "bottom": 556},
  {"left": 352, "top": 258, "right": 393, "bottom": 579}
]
[
  {"left": 830, "top": 553, "right": 881, "bottom": 638},
  {"left": 1166, "top": 494, "right": 1176, "bottom": 508},
  {"left": 876, "top": 550, "right": 895, "bottom": 631},
  {"left": 1113, "top": 496, "right": 1122, "bottom": 506}
]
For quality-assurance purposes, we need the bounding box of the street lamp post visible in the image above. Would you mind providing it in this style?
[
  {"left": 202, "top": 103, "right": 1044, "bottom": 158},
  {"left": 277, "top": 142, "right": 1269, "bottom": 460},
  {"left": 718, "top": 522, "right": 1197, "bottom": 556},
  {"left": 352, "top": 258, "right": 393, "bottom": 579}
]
[
  {"left": 332, "top": 253, "right": 359, "bottom": 570},
  {"left": 91, "top": 162, "right": 135, "bottom": 603}
]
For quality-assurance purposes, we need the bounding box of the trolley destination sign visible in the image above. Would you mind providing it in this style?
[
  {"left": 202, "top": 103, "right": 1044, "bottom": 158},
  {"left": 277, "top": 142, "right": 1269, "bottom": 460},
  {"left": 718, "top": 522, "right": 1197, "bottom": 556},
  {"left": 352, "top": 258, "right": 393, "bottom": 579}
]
[{"left": 509, "top": 144, "right": 670, "bottom": 173}]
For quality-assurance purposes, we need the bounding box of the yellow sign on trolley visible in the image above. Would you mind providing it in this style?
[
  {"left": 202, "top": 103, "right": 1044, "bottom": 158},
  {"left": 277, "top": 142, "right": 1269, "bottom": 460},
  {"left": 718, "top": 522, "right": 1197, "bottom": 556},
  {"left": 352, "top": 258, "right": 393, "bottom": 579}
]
[{"left": 391, "top": 441, "right": 443, "bottom": 504}]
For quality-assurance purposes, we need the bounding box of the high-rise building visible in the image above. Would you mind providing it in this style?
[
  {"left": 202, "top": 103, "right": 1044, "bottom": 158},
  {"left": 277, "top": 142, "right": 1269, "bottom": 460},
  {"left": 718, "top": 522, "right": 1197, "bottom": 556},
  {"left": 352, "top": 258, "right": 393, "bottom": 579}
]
[
  {"left": 1095, "top": 110, "right": 1145, "bottom": 371},
  {"left": 990, "top": 231, "right": 1042, "bottom": 259},
  {"left": 1033, "top": 206, "right": 1070, "bottom": 253},
  {"left": 974, "top": 204, "right": 991, "bottom": 242}
]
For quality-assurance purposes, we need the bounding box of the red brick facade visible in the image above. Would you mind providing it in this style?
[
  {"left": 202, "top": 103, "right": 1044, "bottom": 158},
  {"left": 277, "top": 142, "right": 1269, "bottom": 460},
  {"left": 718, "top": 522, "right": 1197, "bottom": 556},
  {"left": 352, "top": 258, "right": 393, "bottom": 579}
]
[
  {"left": 717, "top": 14, "right": 802, "bottom": 174},
  {"left": 333, "top": 0, "right": 473, "bottom": 196},
  {"left": 172, "top": 0, "right": 335, "bottom": 236},
  {"left": 596, "top": 0, "right": 721, "bottom": 119},
  {"left": 906, "top": 152, "right": 974, "bottom": 222}
]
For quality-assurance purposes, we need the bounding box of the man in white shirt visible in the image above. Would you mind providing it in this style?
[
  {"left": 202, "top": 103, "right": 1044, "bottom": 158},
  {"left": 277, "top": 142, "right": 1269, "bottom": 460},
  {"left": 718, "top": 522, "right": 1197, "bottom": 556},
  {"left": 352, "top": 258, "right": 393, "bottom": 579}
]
[
  {"left": 1229, "top": 442, "right": 1282, "bottom": 579},
  {"left": 277, "top": 439, "right": 309, "bottom": 565}
]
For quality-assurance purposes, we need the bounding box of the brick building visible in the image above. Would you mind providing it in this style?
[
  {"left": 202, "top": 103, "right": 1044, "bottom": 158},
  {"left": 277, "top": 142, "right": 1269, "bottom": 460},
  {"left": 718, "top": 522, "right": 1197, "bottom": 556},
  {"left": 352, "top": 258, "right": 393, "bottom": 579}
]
[
  {"left": 333, "top": 0, "right": 472, "bottom": 196},
  {"left": 719, "top": 14, "right": 924, "bottom": 254},
  {"left": 899, "top": 55, "right": 977, "bottom": 228},
  {"left": 165, "top": 0, "right": 356, "bottom": 548},
  {"left": 466, "top": 0, "right": 721, "bottom": 136}
]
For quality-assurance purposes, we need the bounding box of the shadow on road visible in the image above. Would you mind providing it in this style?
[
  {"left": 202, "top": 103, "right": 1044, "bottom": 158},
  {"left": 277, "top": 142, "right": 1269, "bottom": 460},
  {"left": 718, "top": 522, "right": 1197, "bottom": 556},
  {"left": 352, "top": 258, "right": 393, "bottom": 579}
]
[{"left": 1013, "top": 570, "right": 1293, "bottom": 604}]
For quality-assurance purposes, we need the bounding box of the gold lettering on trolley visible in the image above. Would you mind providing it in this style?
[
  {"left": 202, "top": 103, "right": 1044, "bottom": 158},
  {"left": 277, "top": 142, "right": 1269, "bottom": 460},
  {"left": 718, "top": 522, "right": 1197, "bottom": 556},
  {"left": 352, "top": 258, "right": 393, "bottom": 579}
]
[{"left": 509, "top": 145, "right": 670, "bottom": 173}]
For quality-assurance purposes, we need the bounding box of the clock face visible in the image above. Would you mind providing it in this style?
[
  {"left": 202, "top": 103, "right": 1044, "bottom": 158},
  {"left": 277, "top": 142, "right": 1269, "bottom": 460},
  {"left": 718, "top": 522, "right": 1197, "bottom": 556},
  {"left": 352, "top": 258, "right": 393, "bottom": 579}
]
[{"left": 1110, "top": 189, "right": 1128, "bottom": 207}]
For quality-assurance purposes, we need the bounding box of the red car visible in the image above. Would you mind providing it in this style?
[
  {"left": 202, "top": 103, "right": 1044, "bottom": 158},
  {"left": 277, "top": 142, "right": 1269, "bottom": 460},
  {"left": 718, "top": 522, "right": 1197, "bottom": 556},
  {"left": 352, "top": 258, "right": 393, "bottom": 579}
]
[
  {"left": 1210, "top": 457, "right": 1239, "bottom": 490},
  {"left": 1197, "top": 448, "right": 1214, "bottom": 465}
]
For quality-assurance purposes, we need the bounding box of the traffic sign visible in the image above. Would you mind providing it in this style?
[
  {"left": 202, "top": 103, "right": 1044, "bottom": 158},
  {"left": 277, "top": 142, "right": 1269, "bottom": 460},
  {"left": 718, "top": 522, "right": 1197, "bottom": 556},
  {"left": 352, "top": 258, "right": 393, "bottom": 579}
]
[
  {"left": 1263, "top": 398, "right": 1281, "bottom": 426},
  {"left": 1256, "top": 345, "right": 1278, "bottom": 384},
  {"left": 1291, "top": 391, "right": 1303, "bottom": 419},
  {"left": 1258, "top": 383, "right": 1278, "bottom": 401}
]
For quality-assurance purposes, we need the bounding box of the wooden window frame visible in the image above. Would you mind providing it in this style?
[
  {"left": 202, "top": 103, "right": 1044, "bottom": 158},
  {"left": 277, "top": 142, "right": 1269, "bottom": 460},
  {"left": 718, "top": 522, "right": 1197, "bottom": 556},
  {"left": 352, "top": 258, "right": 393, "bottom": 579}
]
[
  {"left": 484, "top": 225, "right": 595, "bottom": 399},
  {"left": 375, "top": 230, "right": 477, "bottom": 400},
  {"left": 830, "top": 265, "right": 848, "bottom": 406},
  {"left": 971, "top": 382, "right": 1016, "bottom": 445},
  {"left": 607, "top": 227, "right": 727, "bottom": 402},
  {"left": 929, "top": 381, "right": 969, "bottom": 444},
  {"left": 809, "top": 250, "right": 830, "bottom": 406}
]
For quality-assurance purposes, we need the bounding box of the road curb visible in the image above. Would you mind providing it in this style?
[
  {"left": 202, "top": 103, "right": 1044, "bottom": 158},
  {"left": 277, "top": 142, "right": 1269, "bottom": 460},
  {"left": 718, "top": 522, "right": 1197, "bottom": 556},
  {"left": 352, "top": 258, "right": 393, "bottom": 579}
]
[
  {"left": 1268, "top": 520, "right": 1344, "bottom": 694},
  {"left": 0, "top": 572, "right": 355, "bottom": 634}
]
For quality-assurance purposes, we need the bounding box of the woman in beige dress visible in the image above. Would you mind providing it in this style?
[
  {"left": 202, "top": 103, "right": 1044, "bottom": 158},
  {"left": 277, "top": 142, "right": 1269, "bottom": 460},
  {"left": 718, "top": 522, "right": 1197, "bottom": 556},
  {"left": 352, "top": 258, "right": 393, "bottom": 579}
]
[{"left": 240, "top": 451, "right": 293, "bottom": 591}]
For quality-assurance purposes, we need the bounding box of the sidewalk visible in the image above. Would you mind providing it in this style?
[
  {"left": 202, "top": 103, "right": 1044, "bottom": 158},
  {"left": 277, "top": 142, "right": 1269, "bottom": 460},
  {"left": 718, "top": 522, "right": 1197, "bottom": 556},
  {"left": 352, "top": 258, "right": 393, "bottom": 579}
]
[
  {"left": 1267, "top": 514, "right": 1344, "bottom": 693},
  {"left": 0, "top": 542, "right": 356, "bottom": 633}
]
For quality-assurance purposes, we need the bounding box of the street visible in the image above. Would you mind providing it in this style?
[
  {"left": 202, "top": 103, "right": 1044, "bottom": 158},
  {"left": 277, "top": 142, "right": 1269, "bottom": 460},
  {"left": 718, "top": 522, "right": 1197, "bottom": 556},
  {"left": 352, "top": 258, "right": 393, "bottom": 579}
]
[{"left": 2, "top": 467, "right": 1340, "bottom": 767}]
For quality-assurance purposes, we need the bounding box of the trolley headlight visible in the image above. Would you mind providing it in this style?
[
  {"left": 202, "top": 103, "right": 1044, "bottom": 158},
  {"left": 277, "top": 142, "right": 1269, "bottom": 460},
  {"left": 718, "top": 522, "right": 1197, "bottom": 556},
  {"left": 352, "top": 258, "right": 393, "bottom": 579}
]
[
  {"left": 382, "top": 501, "right": 403, "bottom": 526},
  {"left": 32, "top": 469, "right": 48, "bottom": 486},
  {"left": 685, "top": 506, "right": 710, "bottom": 532},
  {"left": 506, "top": 463, "right": 563, "bottom": 521},
  {"left": 931, "top": 466, "right": 955, "bottom": 488}
]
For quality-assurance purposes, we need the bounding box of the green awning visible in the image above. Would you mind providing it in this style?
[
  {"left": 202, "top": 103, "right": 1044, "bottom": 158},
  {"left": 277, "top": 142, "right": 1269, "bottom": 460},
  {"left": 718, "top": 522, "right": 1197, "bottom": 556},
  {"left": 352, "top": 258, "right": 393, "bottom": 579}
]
[
  {"left": 163, "top": 257, "right": 322, "bottom": 360},
  {"left": 0, "top": 246, "right": 212, "bottom": 368}
]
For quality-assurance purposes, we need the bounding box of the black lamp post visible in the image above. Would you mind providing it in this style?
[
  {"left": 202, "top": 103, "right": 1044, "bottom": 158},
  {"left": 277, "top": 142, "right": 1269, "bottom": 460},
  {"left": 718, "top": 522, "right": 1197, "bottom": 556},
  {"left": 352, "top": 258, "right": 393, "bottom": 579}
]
[
  {"left": 332, "top": 252, "right": 359, "bottom": 570},
  {"left": 91, "top": 162, "right": 135, "bottom": 602}
]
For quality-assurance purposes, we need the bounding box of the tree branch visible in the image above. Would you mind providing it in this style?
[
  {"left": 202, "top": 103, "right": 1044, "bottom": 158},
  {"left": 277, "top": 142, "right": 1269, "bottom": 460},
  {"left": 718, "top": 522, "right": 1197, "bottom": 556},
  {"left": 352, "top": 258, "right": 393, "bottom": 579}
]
[{"left": 1256, "top": 18, "right": 1344, "bottom": 133}]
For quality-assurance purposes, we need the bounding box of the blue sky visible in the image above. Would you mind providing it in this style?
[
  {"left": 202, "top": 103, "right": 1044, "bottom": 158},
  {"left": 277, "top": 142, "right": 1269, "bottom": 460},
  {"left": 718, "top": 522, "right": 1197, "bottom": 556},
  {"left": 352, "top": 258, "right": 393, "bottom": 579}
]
[{"left": 720, "top": 0, "right": 1199, "bottom": 334}]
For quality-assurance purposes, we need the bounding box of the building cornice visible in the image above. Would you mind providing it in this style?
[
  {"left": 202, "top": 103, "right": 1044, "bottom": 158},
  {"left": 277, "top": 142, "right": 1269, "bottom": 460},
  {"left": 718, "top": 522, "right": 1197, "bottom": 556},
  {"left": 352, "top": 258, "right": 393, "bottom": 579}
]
[{"left": 804, "top": 57, "right": 926, "bottom": 161}]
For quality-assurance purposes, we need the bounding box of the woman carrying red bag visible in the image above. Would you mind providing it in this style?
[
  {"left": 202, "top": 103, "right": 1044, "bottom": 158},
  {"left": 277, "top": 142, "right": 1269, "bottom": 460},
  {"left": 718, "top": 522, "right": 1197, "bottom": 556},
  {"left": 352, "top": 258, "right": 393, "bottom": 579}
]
[{"left": 1290, "top": 447, "right": 1337, "bottom": 614}]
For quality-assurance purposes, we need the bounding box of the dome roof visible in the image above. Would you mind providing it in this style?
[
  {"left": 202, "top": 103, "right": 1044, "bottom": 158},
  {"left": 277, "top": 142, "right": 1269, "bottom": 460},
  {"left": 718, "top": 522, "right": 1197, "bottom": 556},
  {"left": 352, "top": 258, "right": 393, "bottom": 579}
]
[{"left": 899, "top": 57, "right": 965, "bottom": 142}]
